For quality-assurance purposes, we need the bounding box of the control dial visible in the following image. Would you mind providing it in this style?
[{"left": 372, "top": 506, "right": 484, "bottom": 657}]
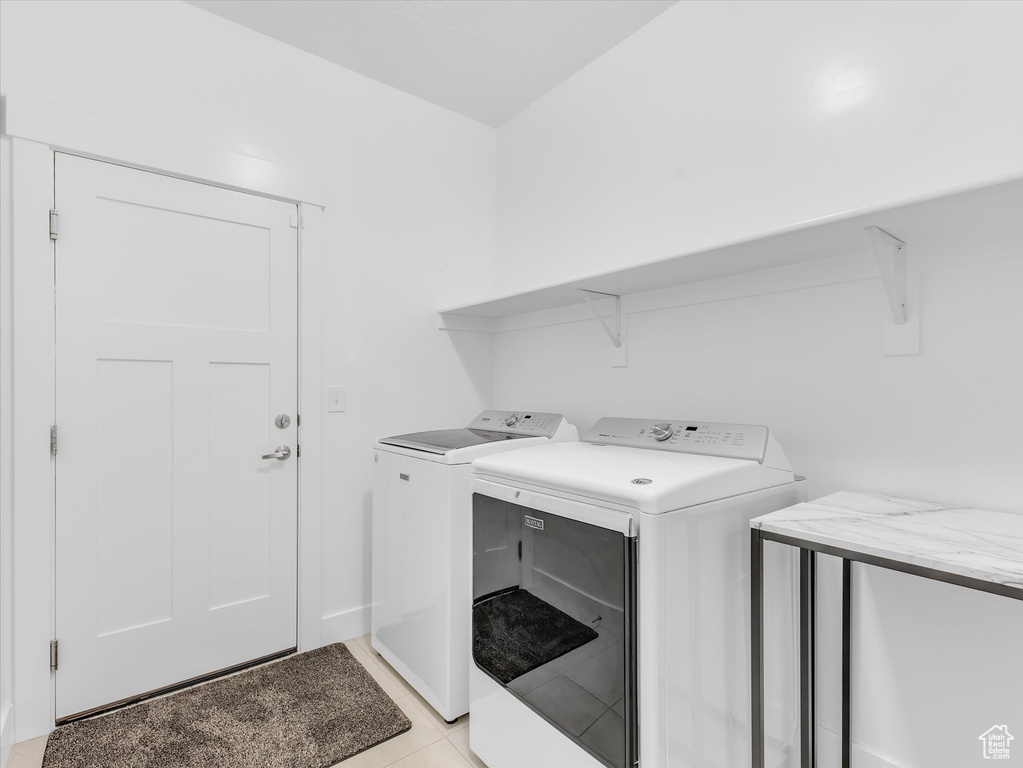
[
  {"left": 502, "top": 414, "right": 521, "bottom": 427},
  {"left": 651, "top": 423, "right": 674, "bottom": 441}
]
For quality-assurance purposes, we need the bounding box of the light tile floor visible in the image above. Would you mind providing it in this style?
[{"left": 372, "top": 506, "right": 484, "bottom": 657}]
[{"left": 5, "top": 635, "right": 488, "bottom": 768}]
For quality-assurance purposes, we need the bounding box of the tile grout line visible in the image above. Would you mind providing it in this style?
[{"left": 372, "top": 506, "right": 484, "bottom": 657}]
[{"left": 383, "top": 736, "right": 474, "bottom": 768}]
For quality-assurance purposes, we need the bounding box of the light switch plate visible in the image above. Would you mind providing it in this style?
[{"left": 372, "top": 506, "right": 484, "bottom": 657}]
[{"left": 327, "top": 385, "right": 346, "bottom": 413}]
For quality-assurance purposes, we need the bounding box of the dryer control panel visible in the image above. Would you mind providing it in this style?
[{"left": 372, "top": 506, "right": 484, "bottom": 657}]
[
  {"left": 582, "top": 417, "right": 769, "bottom": 463},
  {"left": 467, "top": 410, "right": 565, "bottom": 438}
]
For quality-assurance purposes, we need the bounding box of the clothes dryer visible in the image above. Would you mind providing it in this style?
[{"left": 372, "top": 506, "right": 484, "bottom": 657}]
[{"left": 470, "top": 417, "right": 805, "bottom": 767}]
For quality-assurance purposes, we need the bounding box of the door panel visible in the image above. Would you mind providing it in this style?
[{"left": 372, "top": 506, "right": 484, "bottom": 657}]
[
  {"left": 55, "top": 154, "right": 298, "bottom": 720},
  {"left": 208, "top": 362, "right": 272, "bottom": 610},
  {"left": 95, "top": 358, "right": 175, "bottom": 637},
  {"left": 93, "top": 202, "right": 272, "bottom": 331}
]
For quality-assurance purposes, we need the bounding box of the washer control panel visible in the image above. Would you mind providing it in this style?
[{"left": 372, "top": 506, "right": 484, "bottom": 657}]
[
  {"left": 582, "top": 417, "right": 769, "bottom": 462},
  {"left": 650, "top": 423, "right": 675, "bottom": 441},
  {"left": 467, "top": 410, "right": 565, "bottom": 438}
]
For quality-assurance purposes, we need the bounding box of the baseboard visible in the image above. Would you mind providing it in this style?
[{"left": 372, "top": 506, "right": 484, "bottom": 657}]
[
  {"left": 320, "top": 605, "right": 370, "bottom": 645},
  {"left": 1, "top": 703, "right": 14, "bottom": 768}
]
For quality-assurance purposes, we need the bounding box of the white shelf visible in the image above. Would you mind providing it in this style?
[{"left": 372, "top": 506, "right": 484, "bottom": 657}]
[{"left": 438, "top": 177, "right": 1023, "bottom": 322}]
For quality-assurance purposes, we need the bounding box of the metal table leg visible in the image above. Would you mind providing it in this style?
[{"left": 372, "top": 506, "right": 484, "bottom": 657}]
[
  {"left": 756, "top": 527, "right": 1023, "bottom": 768},
  {"left": 751, "top": 528, "right": 764, "bottom": 768},
  {"left": 842, "top": 559, "right": 852, "bottom": 768},
  {"left": 800, "top": 548, "right": 816, "bottom": 768}
]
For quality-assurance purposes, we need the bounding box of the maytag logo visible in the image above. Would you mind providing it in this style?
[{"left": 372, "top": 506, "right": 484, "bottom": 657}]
[
  {"left": 399, "top": 473, "right": 410, "bottom": 481},
  {"left": 524, "top": 515, "right": 544, "bottom": 531}
]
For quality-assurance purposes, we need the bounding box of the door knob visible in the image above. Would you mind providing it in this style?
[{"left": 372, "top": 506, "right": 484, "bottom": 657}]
[{"left": 261, "top": 445, "right": 291, "bottom": 461}]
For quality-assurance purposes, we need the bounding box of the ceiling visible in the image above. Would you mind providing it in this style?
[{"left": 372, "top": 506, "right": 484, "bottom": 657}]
[{"left": 186, "top": 0, "right": 677, "bottom": 126}]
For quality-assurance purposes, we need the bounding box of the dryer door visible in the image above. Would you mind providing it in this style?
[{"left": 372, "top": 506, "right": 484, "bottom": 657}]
[{"left": 472, "top": 493, "right": 637, "bottom": 768}]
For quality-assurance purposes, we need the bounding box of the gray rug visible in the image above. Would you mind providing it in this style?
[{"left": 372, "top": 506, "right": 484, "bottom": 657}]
[
  {"left": 42, "top": 643, "right": 411, "bottom": 768},
  {"left": 473, "top": 588, "right": 598, "bottom": 684}
]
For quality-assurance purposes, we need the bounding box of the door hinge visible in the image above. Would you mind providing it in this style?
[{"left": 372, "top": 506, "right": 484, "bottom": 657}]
[
  {"left": 289, "top": 214, "right": 304, "bottom": 229},
  {"left": 296, "top": 444, "right": 301, "bottom": 458},
  {"left": 50, "top": 425, "right": 58, "bottom": 456},
  {"left": 50, "top": 639, "right": 58, "bottom": 671},
  {"left": 296, "top": 413, "right": 301, "bottom": 427},
  {"left": 49, "top": 209, "right": 59, "bottom": 241}
]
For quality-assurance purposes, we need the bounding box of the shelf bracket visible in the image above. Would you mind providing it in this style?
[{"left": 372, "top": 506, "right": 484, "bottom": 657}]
[
  {"left": 865, "top": 225, "right": 907, "bottom": 325},
  {"left": 578, "top": 289, "right": 621, "bottom": 348}
]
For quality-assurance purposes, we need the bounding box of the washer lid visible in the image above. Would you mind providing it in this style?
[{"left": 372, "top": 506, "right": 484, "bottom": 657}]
[
  {"left": 378, "top": 428, "right": 529, "bottom": 455},
  {"left": 377, "top": 410, "right": 568, "bottom": 455}
]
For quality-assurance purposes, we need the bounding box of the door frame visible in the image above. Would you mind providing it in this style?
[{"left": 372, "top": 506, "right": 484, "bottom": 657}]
[{"left": 2, "top": 96, "right": 328, "bottom": 742}]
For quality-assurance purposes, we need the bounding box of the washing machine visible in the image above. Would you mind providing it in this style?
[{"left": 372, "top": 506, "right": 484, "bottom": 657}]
[
  {"left": 372, "top": 410, "right": 578, "bottom": 722},
  {"left": 469, "top": 417, "right": 806, "bottom": 768}
]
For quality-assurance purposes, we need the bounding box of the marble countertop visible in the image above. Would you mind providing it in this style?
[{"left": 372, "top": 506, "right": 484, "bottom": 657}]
[{"left": 752, "top": 491, "right": 1023, "bottom": 592}]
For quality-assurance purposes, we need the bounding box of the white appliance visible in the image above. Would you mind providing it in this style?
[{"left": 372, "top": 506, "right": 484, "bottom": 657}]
[
  {"left": 372, "top": 410, "right": 578, "bottom": 722},
  {"left": 469, "top": 417, "right": 806, "bottom": 768}
]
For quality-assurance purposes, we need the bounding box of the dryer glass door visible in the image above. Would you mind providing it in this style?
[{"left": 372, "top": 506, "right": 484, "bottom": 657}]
[{"left": 472, "top": 493, "right": 637, "bottom": 768}]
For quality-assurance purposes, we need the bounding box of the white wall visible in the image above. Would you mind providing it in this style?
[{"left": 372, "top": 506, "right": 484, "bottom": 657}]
[
  {"left": 495, "top": 0, "right": 1023, "bottom": 294},
  {"left": 0, "top": 135, "right": 16, "bottom": 766},
  {"left": 492, "top": 228, "right": 1023, "bottom": 765},
  {"left": 491, "top": 2, "right": 1023, "bottom": 765},
  {"left": 0, "top": 0, "right": 495, "bottom": 742}
]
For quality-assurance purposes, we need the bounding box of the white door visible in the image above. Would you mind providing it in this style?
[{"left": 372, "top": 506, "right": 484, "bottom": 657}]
[{"left": 54, "top": 153, "right": 298, "bottom": 720}]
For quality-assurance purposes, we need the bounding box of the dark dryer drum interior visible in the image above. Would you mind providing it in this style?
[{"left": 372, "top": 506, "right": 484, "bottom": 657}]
[{"left": 472, "top": 493, "right": 637, "bottom": 768}]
